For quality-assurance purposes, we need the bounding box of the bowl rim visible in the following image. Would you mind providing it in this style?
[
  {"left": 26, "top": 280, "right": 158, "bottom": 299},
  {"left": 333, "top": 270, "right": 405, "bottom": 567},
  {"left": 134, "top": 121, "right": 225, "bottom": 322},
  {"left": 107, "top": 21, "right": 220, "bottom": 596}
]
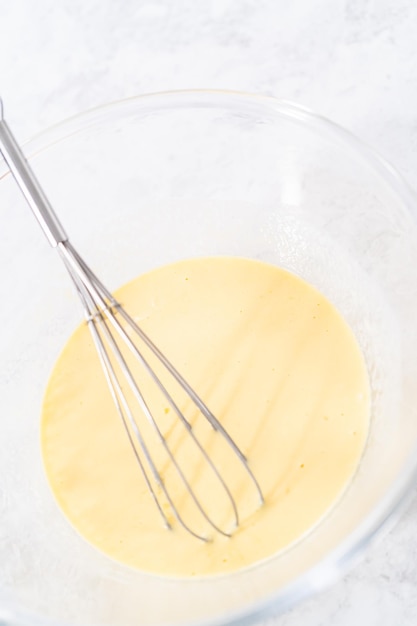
[
  {"left": 1, "top": 88, "right": 416, "bottom": 206},
  {"left": 1, "top": 88, "right": 417, "bottom": 626}
]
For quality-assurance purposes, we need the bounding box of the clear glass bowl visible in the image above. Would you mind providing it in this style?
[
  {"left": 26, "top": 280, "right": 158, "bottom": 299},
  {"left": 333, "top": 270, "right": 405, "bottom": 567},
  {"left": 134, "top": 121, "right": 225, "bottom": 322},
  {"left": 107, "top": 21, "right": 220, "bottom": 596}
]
[{"left": 1, "top": 90, "right": 417, "bottom": 626}]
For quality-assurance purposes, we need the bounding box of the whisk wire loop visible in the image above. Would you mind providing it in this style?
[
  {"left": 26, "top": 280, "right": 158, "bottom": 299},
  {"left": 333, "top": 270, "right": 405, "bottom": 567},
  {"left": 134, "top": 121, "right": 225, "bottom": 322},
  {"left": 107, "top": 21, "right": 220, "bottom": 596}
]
[{"left": 60, "top": 243, "right": 243, "bottom": 539}]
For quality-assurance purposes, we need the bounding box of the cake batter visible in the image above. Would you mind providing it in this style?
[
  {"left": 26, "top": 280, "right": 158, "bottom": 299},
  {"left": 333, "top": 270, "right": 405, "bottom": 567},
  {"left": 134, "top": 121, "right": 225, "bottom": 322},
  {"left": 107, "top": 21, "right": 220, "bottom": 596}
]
[{"left": 41, "top": 257, "right": 370, "bottom": 576}]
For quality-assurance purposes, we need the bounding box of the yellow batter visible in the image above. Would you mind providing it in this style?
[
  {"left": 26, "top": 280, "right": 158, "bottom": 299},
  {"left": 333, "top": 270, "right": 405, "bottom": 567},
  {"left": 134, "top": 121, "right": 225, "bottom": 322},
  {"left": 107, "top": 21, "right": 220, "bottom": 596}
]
[{"left": 41, "top": 257, "right": 370, "bottom": 576}]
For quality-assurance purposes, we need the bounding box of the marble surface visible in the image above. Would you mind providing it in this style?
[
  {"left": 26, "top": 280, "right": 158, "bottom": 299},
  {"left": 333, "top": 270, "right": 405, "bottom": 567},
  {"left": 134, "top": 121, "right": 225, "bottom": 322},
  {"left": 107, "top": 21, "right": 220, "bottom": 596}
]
[{"left": 1, "top": 0, "right": 417, "bottom": 624}]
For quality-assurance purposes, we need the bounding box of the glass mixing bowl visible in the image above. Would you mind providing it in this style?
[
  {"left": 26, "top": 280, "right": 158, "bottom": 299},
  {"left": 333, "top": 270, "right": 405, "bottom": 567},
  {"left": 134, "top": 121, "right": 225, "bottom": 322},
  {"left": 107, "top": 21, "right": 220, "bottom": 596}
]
[{"left": 1, "top": 90, "right": 417, "bottom": 626}]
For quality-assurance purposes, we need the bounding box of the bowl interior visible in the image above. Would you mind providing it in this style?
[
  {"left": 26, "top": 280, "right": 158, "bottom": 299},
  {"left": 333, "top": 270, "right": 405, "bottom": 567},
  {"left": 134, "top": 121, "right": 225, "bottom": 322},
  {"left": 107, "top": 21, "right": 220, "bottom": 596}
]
[{"left": 1, "top": 91, "right": 417, "bottom": 626}]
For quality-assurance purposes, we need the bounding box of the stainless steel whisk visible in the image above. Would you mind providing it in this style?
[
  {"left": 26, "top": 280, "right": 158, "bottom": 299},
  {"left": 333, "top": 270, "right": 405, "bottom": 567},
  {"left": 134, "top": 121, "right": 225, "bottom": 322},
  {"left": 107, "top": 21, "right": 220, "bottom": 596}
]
[{"left": 0, "top": 99, "right": 263, "bottom": 541}]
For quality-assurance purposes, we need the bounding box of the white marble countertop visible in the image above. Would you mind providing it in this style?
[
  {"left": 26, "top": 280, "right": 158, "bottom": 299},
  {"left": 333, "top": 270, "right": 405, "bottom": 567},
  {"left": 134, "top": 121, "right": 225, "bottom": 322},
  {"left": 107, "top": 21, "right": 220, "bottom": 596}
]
[{"left": 1, "top": 1, "right": 417, "bottom": 624}]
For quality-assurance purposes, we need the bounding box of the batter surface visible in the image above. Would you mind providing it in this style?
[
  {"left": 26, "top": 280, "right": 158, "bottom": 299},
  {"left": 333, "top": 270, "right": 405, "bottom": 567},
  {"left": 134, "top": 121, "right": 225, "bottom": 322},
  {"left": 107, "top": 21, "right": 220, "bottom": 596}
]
[{"left": 41, "top": 257, "right": 370, "bottom": 576}]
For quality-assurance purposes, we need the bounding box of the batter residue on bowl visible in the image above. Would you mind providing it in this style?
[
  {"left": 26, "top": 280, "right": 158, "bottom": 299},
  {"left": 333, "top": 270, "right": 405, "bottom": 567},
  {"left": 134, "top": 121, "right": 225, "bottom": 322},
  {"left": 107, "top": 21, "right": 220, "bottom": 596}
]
[{"left": 41, "top": 257, "right": 370, "bottom": 576}]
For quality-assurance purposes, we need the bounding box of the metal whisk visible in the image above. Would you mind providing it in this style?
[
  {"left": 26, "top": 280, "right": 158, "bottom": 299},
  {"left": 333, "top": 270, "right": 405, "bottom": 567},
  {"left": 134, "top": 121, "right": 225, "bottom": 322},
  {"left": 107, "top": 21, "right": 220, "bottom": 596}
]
[{"left": 0, "top": 99, "right": 263, "bottom": 541}]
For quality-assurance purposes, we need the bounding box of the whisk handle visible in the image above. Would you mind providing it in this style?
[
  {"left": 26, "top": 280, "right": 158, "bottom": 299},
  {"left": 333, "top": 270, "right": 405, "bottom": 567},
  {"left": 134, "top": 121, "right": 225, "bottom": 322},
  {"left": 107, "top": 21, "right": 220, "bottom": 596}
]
[{"left": 0, "top": 98, "right": 68, "bottom": 247}]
